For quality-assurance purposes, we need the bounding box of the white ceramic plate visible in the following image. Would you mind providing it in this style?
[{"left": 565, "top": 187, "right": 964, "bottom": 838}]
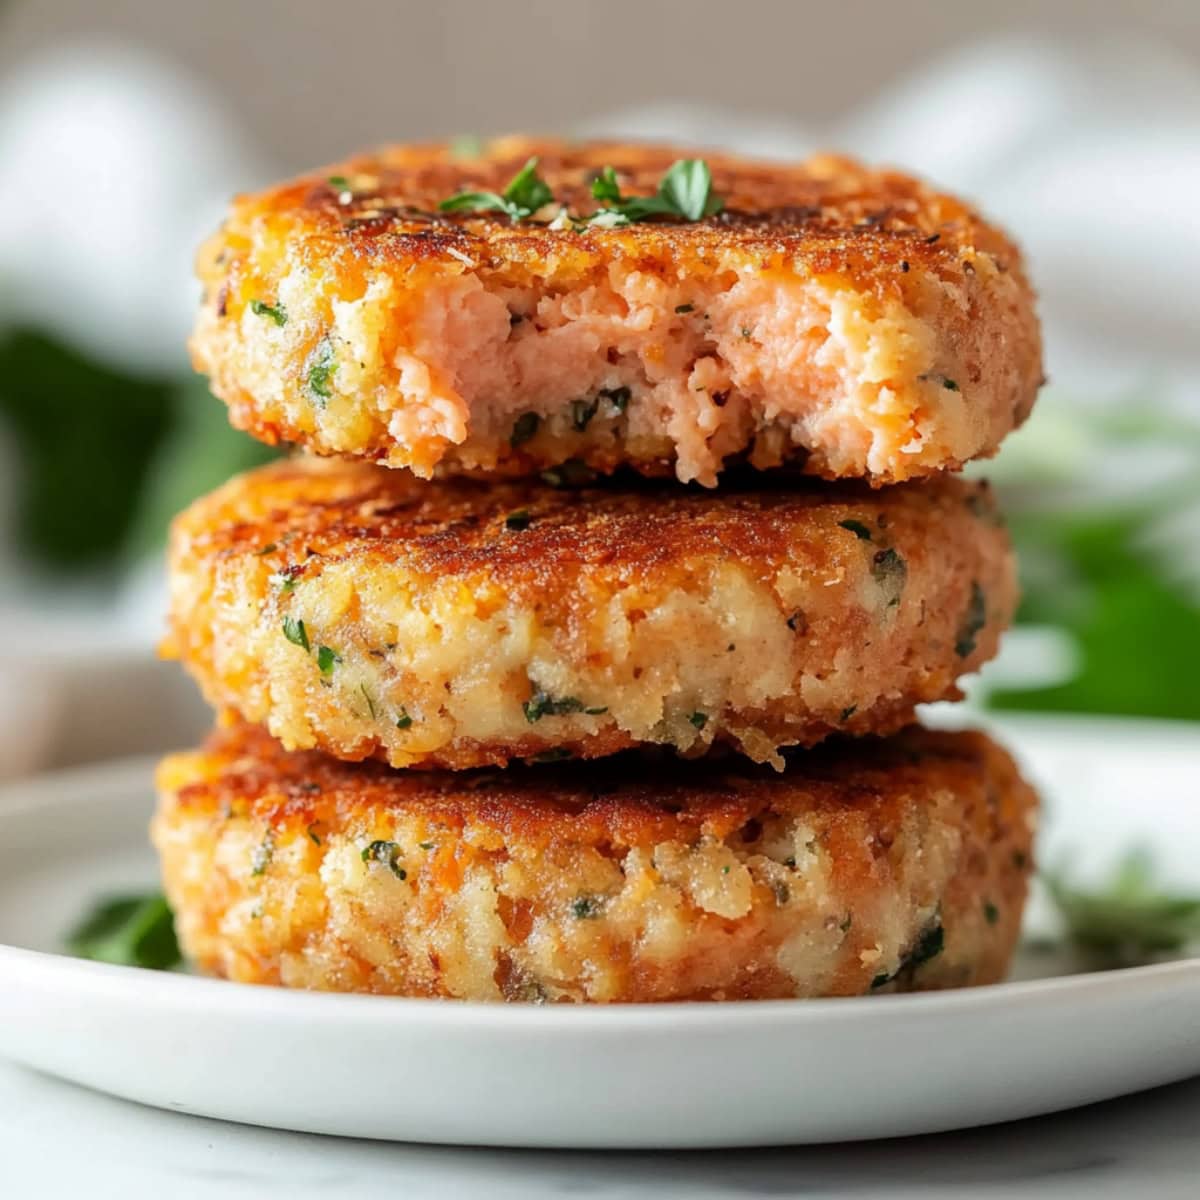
[{"left": 0, "top": 713, "right": 1197, "bottom": 1149}]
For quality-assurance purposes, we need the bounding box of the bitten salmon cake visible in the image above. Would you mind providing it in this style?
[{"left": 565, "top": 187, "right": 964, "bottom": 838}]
[
  {"left": 152, "top": 722, "right": 1037, "bottom": 1002},
  {"left": 163, "top": 456, "right": 1017, "bottom": 771},
  {"left": 191, "top": 137, "right": 1042, "bottom": 486}
]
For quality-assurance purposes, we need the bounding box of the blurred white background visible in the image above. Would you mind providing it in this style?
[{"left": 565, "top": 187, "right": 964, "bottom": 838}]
[{"left": 0, "top": 0, "right": 1197, "bottom": 774}]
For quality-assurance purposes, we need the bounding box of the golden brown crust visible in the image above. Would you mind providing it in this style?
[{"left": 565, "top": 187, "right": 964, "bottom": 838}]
[
  {"left": 153, "top": 722, "right": 1037, "bottom": 1002},
  {"left": 163, "top": 457, "right": 1018, "bottom": 769},
  {"left": 191, "top": 137, "right": 1042, "bottom": 484}
]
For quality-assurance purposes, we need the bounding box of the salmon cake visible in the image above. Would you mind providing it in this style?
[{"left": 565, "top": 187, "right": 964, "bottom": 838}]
[
  {"left": 163, "top": 456, "right": 1017, "bottom": 771},
  {"left": 153, "top": 722, "right": 1037, "bottom": 1002},
  {"left": 190, "top": 137, "right": 1042, "bottom": 486}
]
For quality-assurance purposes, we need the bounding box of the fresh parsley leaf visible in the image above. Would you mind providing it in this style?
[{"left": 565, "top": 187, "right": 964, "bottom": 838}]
[
  {"left": 688, "top": 711, "right": 708, "bottom": 730},
  {"left": 587, "top": 159, "right": 724, "bottom": 225},
  {"left": 282, "top": 616, "right": 310, "bottom": 651},
  {"left": 317, "top": 645, "right": 340, "bottom": 676},
  {"left": 249, "top": 299, "right": 288, "bottom": 327},
  {"left": 395, "top": 707, "right": 414, "bottom": 731},
  {"left": 439, "top": 156, "right": 553, "bottom": 221},
  {"left": 600, "top": 385, "right": 630, "bottom": 414},
  {"left": 66, "top": 892, "right": 181, "bottom": 970}
]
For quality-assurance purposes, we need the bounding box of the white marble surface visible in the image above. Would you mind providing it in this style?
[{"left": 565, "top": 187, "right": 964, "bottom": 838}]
[{"left": 3, "top": 1057, "right": 1197, "bottom": 1199}]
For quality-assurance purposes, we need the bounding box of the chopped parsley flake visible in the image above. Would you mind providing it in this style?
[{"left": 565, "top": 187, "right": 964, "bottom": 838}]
[
  {"left": 839, "top": 519, "right": 873, "bottom": 541},
  {"left": 871, "top": 547, "right": 908, "bottom": 607},
  {"left": 439, "top": 156, "right": 553, "bottom": 221},
  {"left": 572, "top": 895, "right": 603, "bottom": 919},
  {"left": 282, "top": 616, "right": 309, "bottom": 651},
  {"left": 66, "top": 892, "right": 181, "bottom": 970},
  {"left": 251, "top": 830, "right": 275, "bottom": 876},
  {"left": 510, "top": 412, "right": 540, "bottom": 447},
  {"left": 571, "top": 396, "right": 599, "bottom": 431},
  {"left": 361, "top": 840, "right": 407, "bottom": 880},
  {"left": 359, "top": 683, "right": 378, "bottom": 720},
  {"left": 307, "top": 338, "right": 337, "bottom": 403},
  {"left": 327, "top": 175, "right": 349, "bottom": 189},
  {"left": 307, "top": 823, "right": 322, "bottom": 846},
  {"left": 840, "top": 705, "right": 857, "bottom": 722},
  {"left": 419, "top": 841, "right": 436, "bottom": 851},
  {"left": 540, "top": 459, "right": 597, "bottom": 487},
  {"left": 523, "top": 691, "right": 586, "bottom": 722},
  {"left": 270, "top": 572, "right": 297, "bottom": 594},
  {"left": 786, "top": 609, "right": 807, "bottom": 633},
  {"left": 395, "top": 707, "right": 414, "bottom": 731},
  {"left": 984, "top": 901, "right": 1000, "bottom": 925},
  {"left": 255, "top": 542, "right": 278, "bottom": 556},
  {"left": 249, "top": 299, "right": 288, "bottom": 326},
  {"left": 688, "top": 711, "right": 708, "bottom": 730},
  {"left": 675, "top": 303, "right": 695, "bottom": 314},
  {"left": 505, "top": 509, "right": 532, "bottom": 531},
  {"left": 955, "top": 581, "right": 987, "bottom": 658},
  {"left": 316, "top": 645, "right": 340, "bottom": 676}
]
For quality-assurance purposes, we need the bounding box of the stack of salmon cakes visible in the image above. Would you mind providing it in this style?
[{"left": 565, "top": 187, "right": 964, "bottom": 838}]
[{"left": 155, "top": 138, "right": 1043, "bottom": 1003}]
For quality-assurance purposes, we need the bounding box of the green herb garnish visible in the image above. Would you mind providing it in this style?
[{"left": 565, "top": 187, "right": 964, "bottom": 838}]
[
  {"left": 251, "top": 830, "right": 275, "bottom": 876},
  {"left": 688, "top": 711, "right": 708, "bottom": 730},
  {"left": 587, "top": 159, "right": 723, "bottom": 225},
  {"left": 871, "top": 547, "right": 908, "bottom": 607},
  {"left": 327, "top": 175, "right": 350, "bottom": 190},
  {"left": 359, "top": 683, "right": 378, "bottom": 720},
  {"left": 1044, "top": 850, "right": 1200, "bottom": 964},
  {"left": 505, "top": 509, "right": 532, "bottom": 531},
  {"left": 249, "top": 299, "right": 288, "bottom": 327},
  {"left": 439, "top": 156, "right": 553, "bottom": 221},
  {"left": 871, "top": 922, "right": 944, "bottom": 989},
  {"left": 307, "top": 823, "right": 322, "bottom": 846},
  {"left": 540, "top": 459, "right": 596, "bottom": 487},
  {"left": 572, "top": 895, "right": 603, "bottom": 919},
  {"left": 66, "top": 892, "right": 181, "bottom": 970},
  {"left": 523, "top": 691, "right": 587, "bottom": 722},
  {"left": 510, "top": 412, "right": 540, "bottom": 447},
  {"left": 282, "top": 616, "right": 310, "bottom": 651},
  {"left": 840, "top": 705, "right": 857, "bottom": 722},
  {"left": 955, "top": 581, "right": 987, "bottom": 658},
  {"left": 984, "top": 901, "right": 1000, "bottom": 925},
  {"left": 307, "top": 338, "right": 337, "bottom": 403},
  {"left": 395, "top": 707, "right": 414, "bottom": 731},
  {"left": 317, "top": 645, "right": 340, "bottom": 676},
  {"left": 675, "top": 303, "right": 695, "bottom": 314},
  {"left": 571, "top": 396, "right": 599, "bottom": 431},
  {"left": 361, "top": 840, "right": 407, "bottom": 880}
]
